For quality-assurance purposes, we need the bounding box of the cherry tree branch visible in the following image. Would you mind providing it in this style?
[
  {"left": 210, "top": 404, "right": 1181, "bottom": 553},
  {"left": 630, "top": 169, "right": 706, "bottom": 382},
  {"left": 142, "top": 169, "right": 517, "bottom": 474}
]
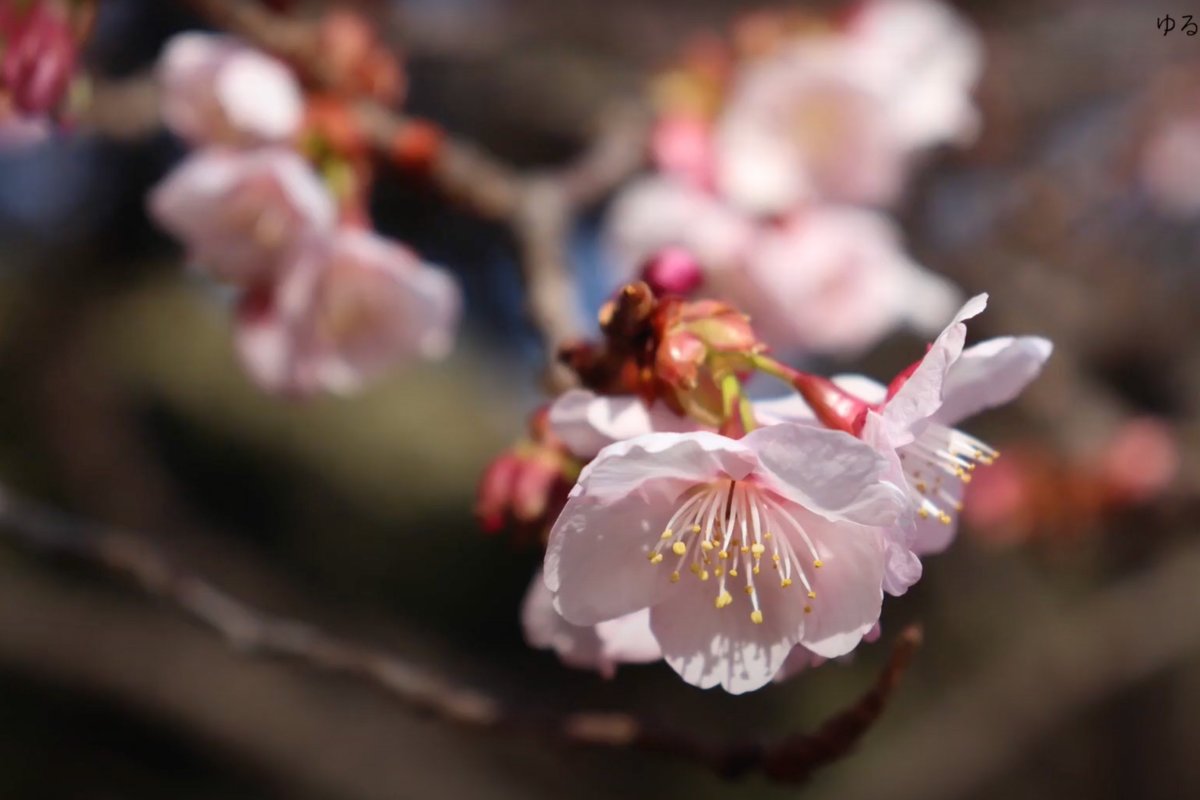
[{"left": 0, "top": 482, "right": 919, "bottom": 783}]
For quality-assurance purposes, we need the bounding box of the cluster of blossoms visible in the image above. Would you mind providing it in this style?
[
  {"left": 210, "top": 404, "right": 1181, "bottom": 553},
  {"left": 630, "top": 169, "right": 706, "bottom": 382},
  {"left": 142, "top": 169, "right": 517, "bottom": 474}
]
[
  {"left": 148, "top": 27, "right": 459, "bottom": 395},
  {"left": 606, "top": 0, "right": 982, "bottom": 355},
  {"left": 482, "top": 283, "right": 1050, "bottom": 692},
  {"left": 0, "top": 0, "right": 95, "bottom": 145}
]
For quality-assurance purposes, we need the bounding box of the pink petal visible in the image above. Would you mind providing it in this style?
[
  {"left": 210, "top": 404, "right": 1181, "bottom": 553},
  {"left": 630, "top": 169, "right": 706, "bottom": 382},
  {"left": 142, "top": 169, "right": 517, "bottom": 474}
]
[
  {"left": 933, "top": 335, "right": 1053, "bottom": 427},
  {"left": 649, "top": 566, "right": 805, "bottom": 693},
  {"left": 793, "top": 514, "right": 886, "bottom": 658},
  {"left": 883, "top": 292, "right": 988, "bottom": 437},
  {"left": 572, "top": 431, "right": 759, "bottom": 503},
  {"left": 547, "top": 389, "right": 696, "bottom": 459},
  {"left": 543, "top": 492, "right": 675, "bottom": 626},
  {"left": 742, "top": 423, "right": 907, "bottom": 526}
]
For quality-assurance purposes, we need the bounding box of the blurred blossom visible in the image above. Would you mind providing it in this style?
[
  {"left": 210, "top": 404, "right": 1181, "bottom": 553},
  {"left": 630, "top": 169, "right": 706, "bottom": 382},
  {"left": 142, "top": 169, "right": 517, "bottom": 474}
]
[
  {"left": 607, "top": 182, "right": 960, "bottom": 355},
  {"left": 235, "top": 228, "right": 460, "bottom": 396},
  {"left": 1100, "top": 417, "right": 1179, "bottom": 504},
  {"left": 666, "top": 0, "right": 983, "bottom": 213},
  {"left": 158, "top": 32, "right": 303, "bottom": 147},
  {"left": 521, "top": 571, "right": 661, "bottom": 678},
  {"left": 544, "top": 426, "right": 904, "bottom": 693},
  {"left": 1140, "top": 114, "right": 1200, "bottom": 218},
  {"left": 641, "top": 246, "right": 704, "bottom": 297},
  {"left": 736, "top": 207, "right": 961, "bottom": 355},
  {"left": 148, "top": 148, "right": 335, "bottom": 285}
]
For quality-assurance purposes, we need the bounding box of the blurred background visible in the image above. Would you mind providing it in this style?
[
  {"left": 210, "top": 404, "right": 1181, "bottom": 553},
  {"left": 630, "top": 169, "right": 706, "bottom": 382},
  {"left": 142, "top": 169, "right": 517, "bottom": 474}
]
[{"left": 1, "top": 0, "right": 1199, "bottom": 798}]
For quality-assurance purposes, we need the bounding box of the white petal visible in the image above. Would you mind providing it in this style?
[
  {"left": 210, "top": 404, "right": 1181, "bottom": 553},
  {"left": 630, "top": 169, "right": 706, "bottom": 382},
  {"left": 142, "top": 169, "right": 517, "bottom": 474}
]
[{"left": 933, "top": 336, "right": 1053, "bottom": 426}]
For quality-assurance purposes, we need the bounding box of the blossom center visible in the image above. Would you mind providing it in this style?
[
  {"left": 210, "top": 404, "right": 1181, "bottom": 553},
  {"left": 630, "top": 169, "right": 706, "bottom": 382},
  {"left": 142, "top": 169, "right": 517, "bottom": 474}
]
[
  {"left": 646, "top": 479, "right": 822, "bottom": 624},
  {"left": 900, "top": 423, "right": 998, "bottom": 524}
]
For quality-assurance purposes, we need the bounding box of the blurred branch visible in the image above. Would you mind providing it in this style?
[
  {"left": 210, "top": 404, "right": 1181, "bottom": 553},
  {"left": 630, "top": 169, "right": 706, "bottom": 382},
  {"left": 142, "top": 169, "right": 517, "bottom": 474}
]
[
  {"left": 177, "top": 0, "right": 650, "bottom": 389},
  {"left": 0, "top": 483, "right": 918, "bottom": 783},
  {"left": 835, "top": 538, "right": 1200, "bottom": 800}
]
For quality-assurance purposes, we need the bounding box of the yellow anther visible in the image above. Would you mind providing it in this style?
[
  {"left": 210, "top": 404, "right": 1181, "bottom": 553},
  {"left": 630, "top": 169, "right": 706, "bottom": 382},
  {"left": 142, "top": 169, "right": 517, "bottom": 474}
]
[
  {"left": 660, "top": 529, "right": 674, "bottom": 540},
  {"left": 744, "top": 585, "right": 755, "bottom": 595},
  {"left": 764, "top": 532, "right": 773, "bottom": 540},
  {"left": 813, "top": 559, "right": 824, "bottom": 568},
  {"left": 918, "top": 508, "right": 930, "bottom": 519},
  {"left": 729, "top": 569, "right": 739, "bottom": 577},
  {"left": 961, "top": 474, "right": 972, "bottom": 484},
  {"left": 803, "top": 605, "right": 812, "bottom": 614},
  {"left": 719, "top": 551, "right": 729, "bottom": 560},
  {"left": 699, "top": 569, "right": 710, "bottom": 581},
  {"left": 689, "top": 563, "right": 701, "bottom": 575},
  {"left": 691, "top": 524, "right": 702, "bottom": 533},
  {"left": 750, "top": 610, "right": 764, "bottom": 625},
  {"left": 807, "top": 590, "right": 816, "bottom": 599},
  {"left": 670, "top": 571, "right": 680, "bottom": 583},
  {"left": 741, "top": 546, "right": 750, "bottom": 554},
  {"left": 780, "top": 578, "right": 793, "bottom": 588},
  {"left": 916, "top": 481, "right": 927, "bottom": 493},
  {"left": 714, "top": 567, "right": 724, "bottom": 577},
  {"left": 750, "top": 543, "right": 766, "bottom": 557},
  {"left": 939, "top": 513, "right": 952, "bottom": 524},
  {"left": 701, "top": 540, "right": 714, "bottom": 552},
  {"left": 648, "top": 552, "right": 663, "bottom": 564},
  {"left": 715, "top": 591, "right": 733, "bottom": 609},
  {"left": 771, "top": 553, "right": 781, "bottom": 563},
  {"left": 752, "top": 566, "right": 761, "bottom": 575},
  {"left": 672, "top": 541, "right": 687, "bottom": 556}
]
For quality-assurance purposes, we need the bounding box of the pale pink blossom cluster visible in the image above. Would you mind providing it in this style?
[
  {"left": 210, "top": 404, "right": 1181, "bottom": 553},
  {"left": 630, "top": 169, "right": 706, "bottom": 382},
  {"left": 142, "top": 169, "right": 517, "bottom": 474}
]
[
  {"left": 524, "top": 295, "right": 1051, "bottom": 693},
  {"left": 148, "top": 33, "right": 459, "bottom": 395},
  {"left": 606, "top": 0, "right": 982, "bottom": 355}
]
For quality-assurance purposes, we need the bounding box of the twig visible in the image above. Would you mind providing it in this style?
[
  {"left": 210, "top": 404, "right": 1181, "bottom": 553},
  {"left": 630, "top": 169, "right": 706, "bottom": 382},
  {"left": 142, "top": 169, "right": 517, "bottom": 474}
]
[{"left": 0, "top": 483, "right": 918, "bottom": 783}]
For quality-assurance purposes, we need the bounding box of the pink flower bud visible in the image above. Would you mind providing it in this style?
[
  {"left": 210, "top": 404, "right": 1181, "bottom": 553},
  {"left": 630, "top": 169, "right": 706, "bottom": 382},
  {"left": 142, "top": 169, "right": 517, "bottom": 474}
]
[
  {"left": 2, "top": 4, "right": 77, "bottom": 115},
  {"left": 641, "top": 246, "right": 704, "bottom": 297}
]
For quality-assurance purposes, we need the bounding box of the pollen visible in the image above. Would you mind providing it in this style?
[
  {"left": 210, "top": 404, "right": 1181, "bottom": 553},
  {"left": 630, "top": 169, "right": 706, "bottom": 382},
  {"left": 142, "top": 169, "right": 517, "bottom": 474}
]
[
  {"left": 701, "top": 540, "right": 714, "bottom": 552},
  {"left": 750, "top": 610, "right": 764, "bottom": 624},
  {"left": 670, "top": 571, "right": 680, "bottom": 583},
  {"left": 750, "top": 543, "right": 766, "bottom": 557},
  {"left": 807, "top": 590, "right": 816, "bottom": 599},
  {"left": 715, "top": 591, "right": 733, "bottom": 609},
  {"left": 660, "top": 529, "right": 674, "bottom": 540},
  {"left": 813, "top": 559, "right": 824, "bottom": 568},
  {"left": 648, "top": 552, "right": 663, "bottom": 564},
  {"left": 780, "top": 578, "right": 793, "bottom": 588},
  {"left": 699, "top": 569, "right": 710, "bottom": 581},
  {"left": 672, "top": 541, "right": 688, "bottom": 556},
  {"left": 803, "top": 605, "right": 812, "bottom": 614}
]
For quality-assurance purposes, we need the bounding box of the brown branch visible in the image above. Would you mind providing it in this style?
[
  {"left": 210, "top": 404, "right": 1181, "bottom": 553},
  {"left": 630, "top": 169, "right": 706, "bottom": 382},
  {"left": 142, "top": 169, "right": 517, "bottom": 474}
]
[
  {"left": 0, "top": 483, "right": 918, "bottom": 783},
  {"left": 178, "top": 0, "right": 651, "bottom": 388}
]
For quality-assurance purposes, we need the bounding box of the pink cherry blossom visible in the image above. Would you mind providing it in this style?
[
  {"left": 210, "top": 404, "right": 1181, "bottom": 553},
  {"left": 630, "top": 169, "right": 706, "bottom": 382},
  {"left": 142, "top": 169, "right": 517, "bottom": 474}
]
[
  {"left": 544, "top": 425, "right": 906, "bottom": 693},
  {"left": 235, "top": 228, "right": 460, "bottom": 395},
  {"left": 713, "top": 0, "right": 981, "bottom": 212},
  {"left": 521, "top": 570, "right": 660, "bottom": 678},
  {"left": 158, "top": 32, "right": 303, "bottom": 147},
  {"left": 774, "top": 295, "right": 1052, "bottom": 559},
  {"left": 736, "top": 207, "right": 961, "bottom": 355},
  {"left": 148, "top": 148, "right": 335, "bottom": 285}
]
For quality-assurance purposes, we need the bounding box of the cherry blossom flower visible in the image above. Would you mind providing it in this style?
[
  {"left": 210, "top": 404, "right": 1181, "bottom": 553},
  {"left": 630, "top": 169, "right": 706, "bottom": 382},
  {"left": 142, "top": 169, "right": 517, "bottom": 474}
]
[
  {"left": 544, "top": 425, "right": 906, "bottom": 693},
  {"left": 148, "top": 148, "right": 335, "bottom": 285},
  {"left": 235, "top": 228, "right": 460, "bottom": 395},
  {"left": 522, "top": 570, "right": 661, "bottom": 678},
  {"left": 766, "top": 295, "right": 1053, "bottom": 560},
  {"left": 158, "top": 32, "right": 303, "bottom": 147},
  {"left": 548, "top": 388, "right": 697, "bottom": 460},
  {"left": 713, "top": 0, "right": 981, "bottom": 212}
]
